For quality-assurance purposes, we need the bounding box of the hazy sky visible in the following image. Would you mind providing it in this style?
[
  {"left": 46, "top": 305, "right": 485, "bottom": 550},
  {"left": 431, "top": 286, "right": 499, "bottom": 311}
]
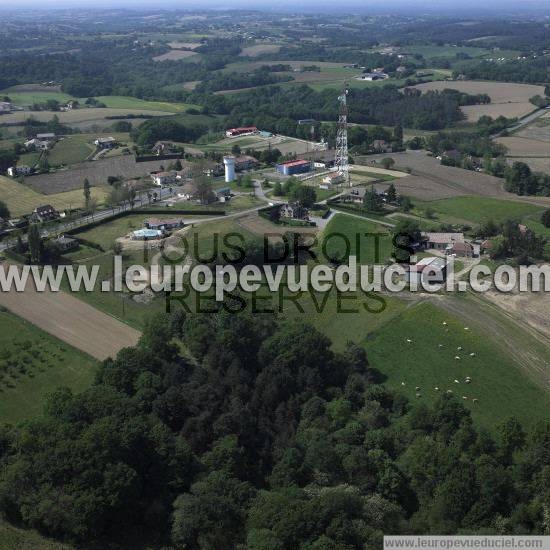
[{"left": 0, "top": 0, "right": 547, "bottom": 14}]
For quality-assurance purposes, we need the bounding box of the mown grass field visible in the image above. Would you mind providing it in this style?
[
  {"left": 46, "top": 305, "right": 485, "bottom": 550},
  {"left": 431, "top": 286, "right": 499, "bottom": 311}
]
[
  {"left": 92, "top": 95, "right": 199, "bottom": 113},
  {"left": 364, "top": 301, "right": 550, "bottom": 432},
  {"left": 0, "top": 309, "right": 97, "bottom": 423},
  {"left": 1, "top": 87, "right": 199, "bottom": 113},
  {"left": 417, "top": 196, "right": 546, "bottom": 226},
  {"left": 319, "top": 213, "right": 394, "bottom": 264},
  {"left": 47, "top": 136, "right": 95, "bottom": 166},
  {"left": 0, "top": 176, "right": 107, "bottom": 216}
]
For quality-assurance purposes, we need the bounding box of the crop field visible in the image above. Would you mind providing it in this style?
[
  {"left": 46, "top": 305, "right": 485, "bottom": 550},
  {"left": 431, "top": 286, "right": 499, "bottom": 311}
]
[
  {"left": 514, "top": 115, "right": 550, "bottom": 142},
  {"left": 411, "top": 80, "right": 544, "bottom": 122},
  {"left": 48, "top": 136, "right": 95, "bottom": 166},
  {"left": 91, "top": 96, "right": 198, "bottom": 112},
  {"left": 364, "top": 301, "right": 550, "bottom": 431},
  {"left": 167, "top": 41, "right": 202, "bottom": 49},
  {"left": 1, "top": 87, "right": 198, "bottom": 113},
  {"left": 417, "top": 196, "right": 546, "bottom": 225},
  {"left": 24, "top": 155, "right": 171, "bottom": 193},
  {"left": 0, "top": 175, "right": 107, "bottom": 216},
  {"left": 1, "top": 108, "right": 169, "bottom": 128},
  {"left": 1, "top": 89, "right": 75, "bottom": 107},
  {"left": 319, "top": 213, "right": 394, "bottom": 264},
  {"left": 153, "top": 50, "right": 200, "bottom": 61},
  {"left": 360, "top": 151, "right": 550, "bottom": 207},
  {"left": 239, "top": 43, "right": 282, "bottom": 57},
  {"left": 495, "top": 136, "right": 550, "bottom": 157},
  {"left": 0, "top": 309, "right": 97, "bottom": 423}
]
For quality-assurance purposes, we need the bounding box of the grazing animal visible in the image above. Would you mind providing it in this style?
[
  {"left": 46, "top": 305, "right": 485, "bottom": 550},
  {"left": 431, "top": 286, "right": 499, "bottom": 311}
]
[
  {"left": 464, "top": 327, "right": 470, "bottom": 331},
  {"left": 454, "top": 379, "right": 460, "bottom": 383},
  {"left": 438, "top": 344, "right": 443, "bottom": 348},
  {"left": 470, "top": 352, "right": 476, "bottom": 357},
  {"left": 457, "top": 346, "right": 462, "bottom": 351},
  {"left": 446, "top": 389, "right": 453, "bottom": 394},
  {"left": 454, "top": 356, "right": 461, "bottom": 360},
  {"left": 462, "top": 396, "right": 468, "bottom": 400},
  {"left": 473, "top": 398, "right": 478, "bottom": 403},
  {"left": 415, "top": 386, "right": 420, "bottom": 391},
  {"left": 406, "top": 338, "right": 413, "bottom": 343},
  {"left": 434, "top": 387, "right": 439, "bottom": 391},
  {"left": 401, "top": 382, "right": 405, "bottom": 386},
  {"left": 416, "top": 393, "right": 421, "bottom": 398},
  {"left": 443, "top": 322, "right": 447, "bottom": 326}
]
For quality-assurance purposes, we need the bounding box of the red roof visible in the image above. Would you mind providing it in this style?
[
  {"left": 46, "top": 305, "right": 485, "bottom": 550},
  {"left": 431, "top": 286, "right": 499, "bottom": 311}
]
[
  {"left": 227, "top": 126, "right": 258, "bottom": 133},
  {"left": 278, "top": 159, "right": 311, "bottom": 167}
]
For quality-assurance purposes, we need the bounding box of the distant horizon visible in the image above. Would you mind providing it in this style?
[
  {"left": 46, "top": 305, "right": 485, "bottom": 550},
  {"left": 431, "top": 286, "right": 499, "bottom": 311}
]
[{"left": 1, "top": 0, "right": 550, "bottom": 16}]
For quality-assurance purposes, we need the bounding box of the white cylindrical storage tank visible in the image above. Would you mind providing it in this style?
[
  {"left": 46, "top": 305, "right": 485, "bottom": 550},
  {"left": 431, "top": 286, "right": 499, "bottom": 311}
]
[{"left": 223, "top": 156, "right": 236, "bottom": 183}]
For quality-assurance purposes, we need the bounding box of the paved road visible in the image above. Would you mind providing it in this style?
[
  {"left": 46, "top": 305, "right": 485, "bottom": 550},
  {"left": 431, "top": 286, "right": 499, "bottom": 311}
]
[{"left": 492, "top": 106, "right": 549, "bottom": 137}]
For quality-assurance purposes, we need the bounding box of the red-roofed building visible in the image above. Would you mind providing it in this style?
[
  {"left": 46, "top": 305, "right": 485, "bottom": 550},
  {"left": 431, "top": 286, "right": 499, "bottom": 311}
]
[
  {"left": 276, "top": 159, "right": 312, "bottom": 176},
  {"left": 225, "top": 126, "right": 258, "bottom": 138}
]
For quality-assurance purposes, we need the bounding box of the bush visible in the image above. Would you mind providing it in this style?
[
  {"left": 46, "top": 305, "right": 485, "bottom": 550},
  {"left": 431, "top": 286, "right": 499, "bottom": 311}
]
[{"left": 541, "top": 209, "right": 550, "bottom": 228}]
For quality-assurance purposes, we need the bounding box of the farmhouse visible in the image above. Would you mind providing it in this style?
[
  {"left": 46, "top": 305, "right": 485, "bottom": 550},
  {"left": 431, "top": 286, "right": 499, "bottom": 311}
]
[
  {"left": 151, "top": 171, "right": 177, "bottom": 186},
  {"left": 280, "top": 202, "right": 308, "bottom": 220},
  {"left": 322, "top": 172, "right": 345, "bottom": 186},
  {"left": 235, "top": 155, "right": 260, "bottom": 171},
  {"left": 152, "top": 141, "right": 178, "bottom": 156},
  {"left": 55, "top": 235, "right": 79, "bottom": 252},
  {"left": 225, "top": 126, "right": 258, "bottom": 138},
  {"left": 36, "top": 133, "right": 56, "bottom": 141},
  {"left": 0, "top": 102, "right": 11, "bottom": 113},
  {"left": 7, "top": 166, "right": 32, "bottom": 177},
  {"left": 450, "top": 241, "right": 474, "bottom": 258},
  {"left": 276, "top": 159, "right": 312, "bottom": 176},
  {"left": 94, "top": 137, "right": 116, "bottom": 149},
  {"left": 422, "top": 232, "right": 464, "bottom": 251},
  {"left": 144, "top": 218, "right": 184, "bottom": 231},
  {"left": 341, "top": 187, "right": 367, "bottom": 203},
  {"left": 405, "top": 257, "right": 447, "bottom": 284},
  {"left": 356, "top": 72, "right": 388, "bottom": 81},
  {"left": 31, "top": 205, "right": 60, "bottom": 223},
  {"left": 25, "top": 138, "right": 50, "bottom": 151}
]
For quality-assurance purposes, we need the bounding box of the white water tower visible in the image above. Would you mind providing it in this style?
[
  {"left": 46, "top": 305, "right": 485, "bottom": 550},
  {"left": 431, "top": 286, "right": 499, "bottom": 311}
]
[{"left": 223, "top": 156, "right": 236, "bottom": 183}]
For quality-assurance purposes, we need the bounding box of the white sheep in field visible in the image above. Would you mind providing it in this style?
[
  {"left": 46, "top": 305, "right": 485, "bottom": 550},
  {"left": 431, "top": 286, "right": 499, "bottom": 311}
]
[
  {"left": 464, "top": 327, "right": 470, "bottom": 331},
  {"left": 462, "top": 396, "right": 468, "bottom": 400},
  {"left": 406, "top": 338, "right": 413, "bottom": 343},
  {"left": 454, "top": 356, "right": 461, "bottom": 360},
  {"left": 473, "top": 398, "right": 478, "bottom": 403},
  {"left": 401, "top": 382, "right": 405, "bottom": 386},
  {"left": 438, "top": 344, "right": 444, "bottom": 348},
  {"left": 457, "top": 346, "right": 463, "bottom": 351},
  {"left": 434, "top": 387, "right": 439, "bottom": 391},
  {"left": 446, "top": 389, "right": 453, "bottom": 394},
  {"left": 454, "top": 379, "right": 460, "bottom": 384},
  {"left": 416, "top": 393, "right": 421, "bottom": 398},
  {"left": 465, "top": 379, "right": 471, "bottom": 384},
  {"left": 470, "top": 352, "right": 476, "bottom": 357},
  {"left": 443, "top": 322, "right": 447, "bottom": 326},
  {"left": 415, "top": 386, "right": 420, "bottom": 391}
]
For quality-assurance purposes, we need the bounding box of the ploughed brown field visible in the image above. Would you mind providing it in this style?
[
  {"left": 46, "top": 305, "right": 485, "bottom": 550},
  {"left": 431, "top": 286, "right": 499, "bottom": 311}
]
[
  {"left": 0, "top": 265, "right": 140, "bottom": 361},
  {"left": 362, "top": 151, "right": 550, "bottom": 205}
]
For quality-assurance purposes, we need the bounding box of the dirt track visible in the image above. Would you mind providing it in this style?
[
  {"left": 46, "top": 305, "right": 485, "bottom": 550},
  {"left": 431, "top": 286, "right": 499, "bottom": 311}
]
[{"left": 0, "top": 265, "right": 140, "bottom": 361}]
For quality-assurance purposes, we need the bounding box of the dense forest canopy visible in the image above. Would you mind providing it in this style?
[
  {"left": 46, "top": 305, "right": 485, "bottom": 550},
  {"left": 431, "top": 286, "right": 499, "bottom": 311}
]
[{"left": 0, "top": 310, "right": 548, "bottom": 548}]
